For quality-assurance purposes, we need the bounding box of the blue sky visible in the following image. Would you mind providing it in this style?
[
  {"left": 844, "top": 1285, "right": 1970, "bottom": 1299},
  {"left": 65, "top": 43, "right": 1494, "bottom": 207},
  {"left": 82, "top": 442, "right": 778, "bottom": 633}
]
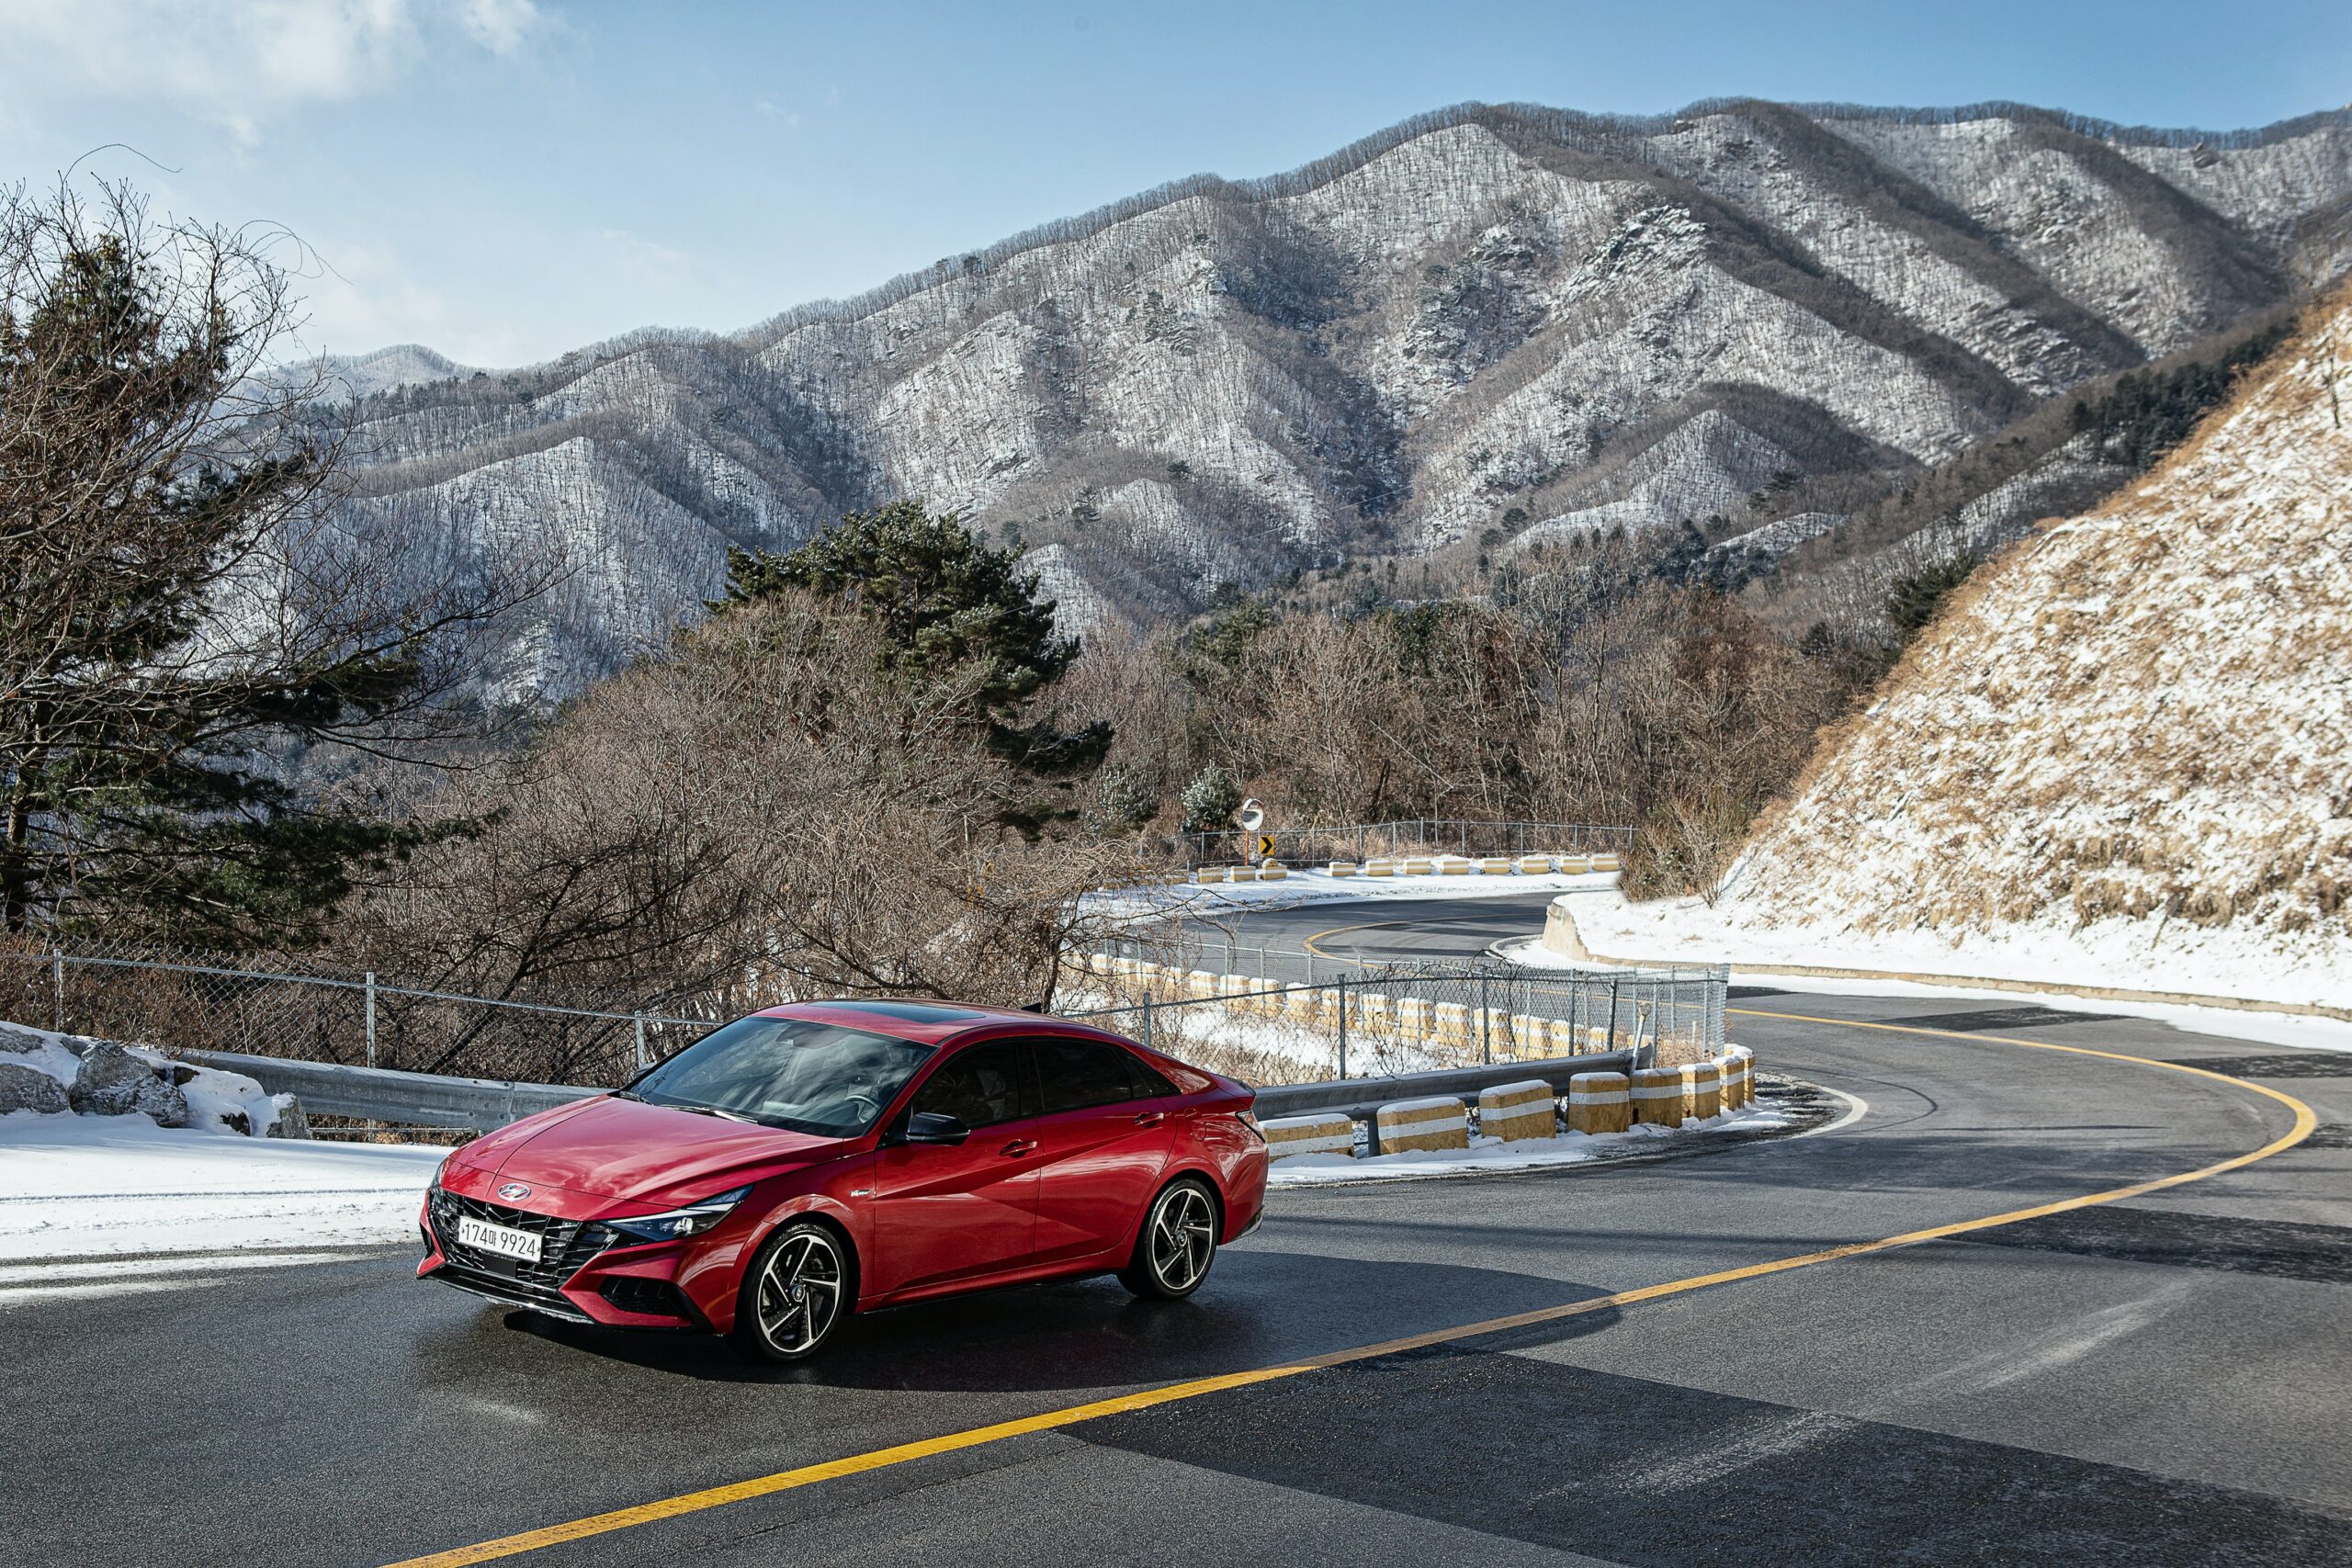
[{"left": 2, "top": 0, "right": 2342, "bottom": 367}]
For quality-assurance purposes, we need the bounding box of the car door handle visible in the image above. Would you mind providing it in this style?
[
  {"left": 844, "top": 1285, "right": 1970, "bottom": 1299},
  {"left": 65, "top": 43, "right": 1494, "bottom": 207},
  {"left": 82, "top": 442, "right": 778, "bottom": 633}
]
[
  {"left": 1000, "top": 1139, "right": 1037, "bottom": 1157},
  {"left": 1134, "top": 1111, "right": 1165, "bottom": 1127}
]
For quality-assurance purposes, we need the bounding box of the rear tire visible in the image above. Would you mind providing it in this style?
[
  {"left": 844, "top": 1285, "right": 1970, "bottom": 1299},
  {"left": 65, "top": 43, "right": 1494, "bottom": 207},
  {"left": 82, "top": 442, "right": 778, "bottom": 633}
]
[
  {"left": 1119, "top": 1178, "right": 1219, "bottom": 1301},
  {"left": 729, "top": 1219, "right": 851, "bottom": 1362}
]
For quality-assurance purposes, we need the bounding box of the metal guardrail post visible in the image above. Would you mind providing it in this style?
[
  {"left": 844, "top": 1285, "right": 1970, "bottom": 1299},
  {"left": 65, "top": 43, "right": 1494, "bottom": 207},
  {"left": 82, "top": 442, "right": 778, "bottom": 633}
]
[
  {"left": 1606, "top": 973, "right": 1622, "bottom": 1056},
  {"left": 633, "top": 1014, "right": 648, "bottom": 1074},
  {"left": 364, "top": 971, "right": 377, "bottom": 1069},
  {"left": 51, "top": 952, "right": 63, "bottom": 1032}
]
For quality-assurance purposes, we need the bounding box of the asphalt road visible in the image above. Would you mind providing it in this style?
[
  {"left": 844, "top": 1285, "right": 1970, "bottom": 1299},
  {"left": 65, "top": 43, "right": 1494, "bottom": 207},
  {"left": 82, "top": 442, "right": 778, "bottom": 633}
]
[{"left": 7, "top": 893, "right": 2349, "bottom": 1567}]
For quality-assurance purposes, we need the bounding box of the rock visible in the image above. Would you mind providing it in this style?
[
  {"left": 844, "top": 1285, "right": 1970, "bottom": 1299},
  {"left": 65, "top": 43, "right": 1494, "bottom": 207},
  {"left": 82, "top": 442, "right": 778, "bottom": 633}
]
[
  {"left": 266, "top": 1093, "right": 311, "bottom": 1139},
  {"left": 215, "top": 1108, "right": 252, "bottom": 1136},
  {"left": 166, "top": 1063, "right": 198, "bottom": 1087},
  {"left": 67, "top": 1042, "right": 189, "bottom": 1126},
  {"left": 0, "top": 1061, "right": 68, "bottom": 1115},
  {"left": 0, "top": 1025, "right": 49, "bottom": 1055}
]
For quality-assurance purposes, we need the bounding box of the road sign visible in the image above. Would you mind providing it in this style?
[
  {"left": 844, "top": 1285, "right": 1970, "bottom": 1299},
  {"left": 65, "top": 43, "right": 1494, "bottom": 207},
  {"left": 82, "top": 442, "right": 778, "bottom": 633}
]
[{"left": 1257, "top": 833, "right": 1277, "bottom": 861}]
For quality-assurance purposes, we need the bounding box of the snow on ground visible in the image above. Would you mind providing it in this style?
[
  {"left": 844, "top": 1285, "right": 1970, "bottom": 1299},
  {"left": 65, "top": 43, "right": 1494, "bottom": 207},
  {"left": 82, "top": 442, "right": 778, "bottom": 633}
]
[
  {"left": 1540, "top": 885, "right": 2351, "bottom": 1016},
  {"left": 1504, "top": 891, "right": 2352, "bottom": 1052},
  {"left": 1268, "top": 1100, "right": 1794, "bottom": 1187},
  {"left": 0, "top": 1111, "right": 445, "bottom": 1263},
  {"left": 1089, "top": 867, "right": 1620, "bottom": 919}
]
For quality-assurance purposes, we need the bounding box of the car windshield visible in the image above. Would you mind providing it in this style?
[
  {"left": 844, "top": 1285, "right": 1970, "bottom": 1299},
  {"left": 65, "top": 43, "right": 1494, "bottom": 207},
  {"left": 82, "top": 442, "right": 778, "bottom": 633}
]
[{"left": 626, "top": 1015, "right": 933, "bottom": 1136}]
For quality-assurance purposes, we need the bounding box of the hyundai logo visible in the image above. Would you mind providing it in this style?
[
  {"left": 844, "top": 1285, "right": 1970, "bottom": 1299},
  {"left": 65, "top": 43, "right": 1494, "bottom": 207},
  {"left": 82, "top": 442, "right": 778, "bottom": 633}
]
[{"left": 497, "top": 1182, "right": 532, "bottom": 1201}]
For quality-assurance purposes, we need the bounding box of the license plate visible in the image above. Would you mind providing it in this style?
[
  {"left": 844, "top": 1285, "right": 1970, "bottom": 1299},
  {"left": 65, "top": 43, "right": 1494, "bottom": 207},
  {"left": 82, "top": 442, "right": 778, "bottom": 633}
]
[{"left": 456, "top": 1215, "right": 542, "bottom": 1263}]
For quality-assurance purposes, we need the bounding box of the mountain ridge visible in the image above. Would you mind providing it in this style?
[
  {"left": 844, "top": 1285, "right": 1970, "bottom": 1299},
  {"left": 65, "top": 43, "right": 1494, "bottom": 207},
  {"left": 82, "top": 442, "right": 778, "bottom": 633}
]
[{"left": 324, "top": 97, "right": 2352, "bottom": 703}]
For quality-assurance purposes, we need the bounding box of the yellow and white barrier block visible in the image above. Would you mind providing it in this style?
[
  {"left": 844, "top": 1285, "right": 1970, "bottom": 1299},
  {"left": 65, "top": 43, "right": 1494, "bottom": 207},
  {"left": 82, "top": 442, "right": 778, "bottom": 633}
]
[
  {"left": 1681, "top": 1060, "right": 1722, "bottom": 1121},
  {"left": 1431, "top": 1001, "right": 1473, "bottom": 1053},
  {"left": 1186, "top": 969, "right": 1222, "bottom": 1000},
  {"left": 1591, "top": 852, "right": 1622, "bottom": 873},
  {"left": 1194, "top": 866, "right": 1227, "bottom": 885},
  {"left": 1329, "top": 861, "right": 1358, "bottom": 877},
  {"left": 1517, "top": 854, "right": 1554, "bottom": 874},
  {"left": 1377, "top": 1096, "right": 1470, "bottom": 1154},
  {"left": 1365, "top": 858, "right": 1396, "bottom": 878},
  {"left": 1434, "top": 854, "right": 1473, "bottom": 875},
  {"left": 1724, "top": 1045, "right": 1753, "bottom": 1109},
  {"left": 1478, "top": 1079, "right": 1556, "bottom": 1143},
  {"left": 1258, "top": 861, "right": 1288, "bottom": 881},
  {"left": 1477, "top": 856, "right": 1514, "bottom": 874},
  {"left": 1567, "top": 1071, "right": 1632, "bottom": 1134},
  {"left": 1393, "top": 996, "right": 1432, "bottom": 1046},
  {"left": 1556, "top": 855, "right": 1591, "bottom": 874},
  {"left": 1399, "top": 856, "right": 1433, "bottom": 875},
  {"left": 1630, "top": 1066, "right": 1683, "bottom": 1126},
  {"left": 1260, "top": 1113, "right": 1355, "bottom": 1161}
]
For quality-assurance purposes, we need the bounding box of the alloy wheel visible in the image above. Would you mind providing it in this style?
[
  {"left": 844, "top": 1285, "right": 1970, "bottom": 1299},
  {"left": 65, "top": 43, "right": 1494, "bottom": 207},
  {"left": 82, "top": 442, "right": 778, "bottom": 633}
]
[
  {"left": 1149, "top": 1184, "right": 1216, "bottom": 1292},
  {"left": 753, "top": 1228, "right": 842, "bottom": 1355}
]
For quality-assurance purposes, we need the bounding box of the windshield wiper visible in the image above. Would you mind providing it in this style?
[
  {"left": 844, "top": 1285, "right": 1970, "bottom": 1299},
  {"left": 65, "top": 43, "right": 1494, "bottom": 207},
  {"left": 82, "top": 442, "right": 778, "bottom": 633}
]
[
  {"left": 609, "top": 1089, "right": 647, "bottom": 1101},
  {"left": 670, "top": 1101, "right": 759, "bottom": 1124}
]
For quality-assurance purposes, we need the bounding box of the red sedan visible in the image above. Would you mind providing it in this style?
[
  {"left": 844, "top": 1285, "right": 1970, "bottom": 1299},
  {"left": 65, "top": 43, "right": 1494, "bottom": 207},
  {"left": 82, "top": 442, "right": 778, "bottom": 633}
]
[{"left": 417, "top": 999, "right": 1268, "bottom": 1359}]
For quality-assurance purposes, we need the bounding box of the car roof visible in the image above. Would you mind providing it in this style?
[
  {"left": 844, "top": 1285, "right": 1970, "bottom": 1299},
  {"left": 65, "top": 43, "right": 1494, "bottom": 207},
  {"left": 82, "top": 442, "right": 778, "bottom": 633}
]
[{"left": 757, "top": 998, "right": 1113, "bottom": 1046}]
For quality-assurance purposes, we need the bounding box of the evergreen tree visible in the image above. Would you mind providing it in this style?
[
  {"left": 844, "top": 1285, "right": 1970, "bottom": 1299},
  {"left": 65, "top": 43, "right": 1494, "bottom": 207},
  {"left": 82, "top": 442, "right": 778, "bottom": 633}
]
[
  {"left": 723, "top": 501, "right": 1110, "bottom": 815},
  {"left": 1181, "top": 762, "right": 1241, "bottom": 832},
  {"left": 0, "top": 181, "right": 483, "bottom": 944},
  {"left": 1884, "top": 554, "right": 1979, "bottom": 643}
]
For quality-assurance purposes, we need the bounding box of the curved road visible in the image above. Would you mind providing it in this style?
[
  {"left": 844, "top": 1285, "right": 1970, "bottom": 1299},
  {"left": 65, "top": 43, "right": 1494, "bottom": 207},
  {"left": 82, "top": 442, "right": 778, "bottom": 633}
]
[{"left": 7, "top": 893, "right": 2350, "bottom": 1566}]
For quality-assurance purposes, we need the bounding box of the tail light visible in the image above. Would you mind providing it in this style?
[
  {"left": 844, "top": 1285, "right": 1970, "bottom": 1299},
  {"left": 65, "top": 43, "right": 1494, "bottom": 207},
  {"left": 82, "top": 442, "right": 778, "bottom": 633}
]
[{"left": 1234, "top": 1110, "right": 1262, "bottom": 1139}]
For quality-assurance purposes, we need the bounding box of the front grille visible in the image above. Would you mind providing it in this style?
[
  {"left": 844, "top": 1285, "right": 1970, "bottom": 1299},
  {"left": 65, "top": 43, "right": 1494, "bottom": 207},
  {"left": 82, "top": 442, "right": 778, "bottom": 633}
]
[{"left": 426, "top": 1190, "right": 618, "bottom": 1297}]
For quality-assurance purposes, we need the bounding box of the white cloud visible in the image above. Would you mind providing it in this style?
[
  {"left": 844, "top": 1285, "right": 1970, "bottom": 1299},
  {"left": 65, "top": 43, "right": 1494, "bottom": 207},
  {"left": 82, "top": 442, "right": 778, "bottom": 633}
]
[
  {"left": 754, "top": 96, "right": 801, "bottom": 129},
  {"left": 0, "top": 0, "right": 547, "bottom": 143}
]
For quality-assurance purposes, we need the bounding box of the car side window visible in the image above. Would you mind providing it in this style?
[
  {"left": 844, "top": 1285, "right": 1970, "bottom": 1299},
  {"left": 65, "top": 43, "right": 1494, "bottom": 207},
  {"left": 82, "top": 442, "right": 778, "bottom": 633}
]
[
  {"left": 1125, "top": 1052, "right": 1180, "bottom": 1100},
  {"left": 909, "top": 1040, "right": 1034, "bottom": 1128},
  {"left": 1034, "top": 1037, "right": 1151, "bottom": 1116}
]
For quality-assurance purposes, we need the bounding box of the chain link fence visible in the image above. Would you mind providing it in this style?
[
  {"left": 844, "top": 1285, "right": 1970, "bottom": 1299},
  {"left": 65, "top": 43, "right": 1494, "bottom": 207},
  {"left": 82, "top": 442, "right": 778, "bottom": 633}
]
[
  {"left": 1064, "top": 953, "right": 1725, "bottom": 1086},
  {"left": 0, "top": 938, "right": 714, "bottom": 1088}
]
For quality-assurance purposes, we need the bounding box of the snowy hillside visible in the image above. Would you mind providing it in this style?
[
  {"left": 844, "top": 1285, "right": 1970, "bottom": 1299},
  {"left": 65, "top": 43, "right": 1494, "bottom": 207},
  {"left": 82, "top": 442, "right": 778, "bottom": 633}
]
[
  {"left": 330, "top": 99, "right": 2350, "bottom": 699},
  {"left": 1659, "top": 290, "right": 2352, "bottom": 1007}
]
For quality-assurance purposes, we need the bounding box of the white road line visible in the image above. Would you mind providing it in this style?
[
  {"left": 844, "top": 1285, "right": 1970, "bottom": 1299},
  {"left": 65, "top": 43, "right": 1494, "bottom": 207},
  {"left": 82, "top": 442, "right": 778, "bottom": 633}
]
[
  {"left": 0, "top": 1277, "right": 224, "bottom": 1308},
  {"left": 0, "top": 1251, "right": 374, "bottom": 1285},
  {"left": 1794, "top": 1083, "right": 1871, "bottom": 1138}
]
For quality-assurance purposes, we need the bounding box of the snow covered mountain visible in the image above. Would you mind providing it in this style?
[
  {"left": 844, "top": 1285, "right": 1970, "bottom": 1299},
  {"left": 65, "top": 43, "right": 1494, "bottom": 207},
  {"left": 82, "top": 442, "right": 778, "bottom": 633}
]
[
  {"left": 331, "top": 99, "right": 2352, "bottom": 700},
  {"left": 1691, "top": 287, "right": 2352, "bottom": 1007}
]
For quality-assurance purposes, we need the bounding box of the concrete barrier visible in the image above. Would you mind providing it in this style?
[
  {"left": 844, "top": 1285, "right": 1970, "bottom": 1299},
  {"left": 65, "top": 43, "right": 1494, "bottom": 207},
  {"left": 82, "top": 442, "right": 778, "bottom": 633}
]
[
  {"left": 1567, "top": 1071, "right": 1631, "bottom": 1134},
  {"left": 1377, "top": 1096, "right": 1470, "bottom": 1153},
  {"left": 1724, "top": 1045, "right": 1753, "bottom": 1109},
  {"left": 1365, "top": 859, "right": 1396, "bottom": 878},
  {"left": 1478, "top": 1079, "right": 1555, "bottom": 1142},
  {"left": 1329, "top": 861, "right": 1358, "bottom": 877},
  {"left": 1195, "top": 866, "right": 1227, "bottom": 884},
  {"left": 1432, "top": 1001, "right": 1473, "bottom": 1053},
  {"left": 1434, "top": 854, "right": 1472, "bottom": 875},
  {"left": 1592, "top": 852, "right": 1622, "bottom": 873},
  {"left": 1477, "top": 856, "right": 1514, "bottom": 874},
  {"left": 1682, "top": 1060, "right": 1722, "bottom": 1121},
  {"left": 1517, "top": 854, "right": 1554, "bottom": 874},
  {"left": 1400, "top": 856, "right": 1432, "bottom": 875},
  {"left": 1631, "top": 1066, "right": 1683, "bottom": 1126},
  {"left": 1556, "top": 855, "right": 1591, "bottom": 874},
  {"left": 1261, "top": 1112, "right": 1356, "bottom": 1161},
  {"left": 1258, "top": 861, "right": 1288, "bottom": 881}
]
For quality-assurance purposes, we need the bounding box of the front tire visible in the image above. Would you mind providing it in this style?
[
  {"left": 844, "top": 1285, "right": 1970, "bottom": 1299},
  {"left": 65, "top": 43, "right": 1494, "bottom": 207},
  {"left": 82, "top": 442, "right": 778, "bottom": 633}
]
[
  {"left": 730, "top": 1220, "right": 850, "bottom": 1362},
  {"left": 1120, "top": 1178, "right": 1219, "bottom": 1301}
]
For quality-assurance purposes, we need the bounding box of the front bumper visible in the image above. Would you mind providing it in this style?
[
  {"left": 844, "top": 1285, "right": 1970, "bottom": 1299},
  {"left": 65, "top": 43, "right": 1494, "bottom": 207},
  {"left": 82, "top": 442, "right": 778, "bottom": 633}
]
[{"left": 418, "top": 1188, "right": 714, "bottom": 1330}]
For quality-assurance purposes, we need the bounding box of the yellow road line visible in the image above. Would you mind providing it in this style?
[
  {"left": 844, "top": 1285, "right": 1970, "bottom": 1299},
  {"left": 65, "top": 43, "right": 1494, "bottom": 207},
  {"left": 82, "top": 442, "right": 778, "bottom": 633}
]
[
  {"left": 1301, "top": 919, "right": 1403, "bottom": 962},
  {"left": 386, "top": 1011, "right": 2317, "bottom": 1568}
]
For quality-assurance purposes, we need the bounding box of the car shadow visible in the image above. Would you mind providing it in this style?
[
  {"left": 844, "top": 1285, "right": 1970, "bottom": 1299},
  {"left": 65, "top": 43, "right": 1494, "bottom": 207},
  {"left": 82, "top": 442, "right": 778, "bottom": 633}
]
[{"left": 492, "top": 1247, "right": 1623, "bottom": 1393}]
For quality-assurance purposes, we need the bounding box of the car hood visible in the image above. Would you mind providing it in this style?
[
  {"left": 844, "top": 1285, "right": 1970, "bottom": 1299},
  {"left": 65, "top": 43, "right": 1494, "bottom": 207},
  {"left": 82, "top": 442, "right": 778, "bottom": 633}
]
[{"left": 479, "top": 1095, "right": 851, "bottom": 1201}]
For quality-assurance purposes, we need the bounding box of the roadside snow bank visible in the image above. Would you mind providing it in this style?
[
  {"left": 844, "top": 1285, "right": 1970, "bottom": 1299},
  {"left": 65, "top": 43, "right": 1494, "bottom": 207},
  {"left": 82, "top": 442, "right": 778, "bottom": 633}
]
[
  {"left": 0, "top": 1112, "right": 444, "bottom": 1260},
  {"left": 1269, "top": 1100, "right": 1792, "bottom": 1186},
  {"left": 1088, "top": 867, "right": 1618, "bottom": 919},
  {"left": 1536, "top": 888, "right": 2352, "bottom": 1019},
  {"left": 0, "top": 1022, "right": 306, "bottom": 1136}
]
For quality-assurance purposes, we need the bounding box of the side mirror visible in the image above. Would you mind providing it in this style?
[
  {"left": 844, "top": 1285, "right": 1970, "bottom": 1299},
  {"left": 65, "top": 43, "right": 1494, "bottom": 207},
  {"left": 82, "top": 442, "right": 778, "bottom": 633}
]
[{"left": 902, "top": 1111, "right": 970, "bottom": 1145}]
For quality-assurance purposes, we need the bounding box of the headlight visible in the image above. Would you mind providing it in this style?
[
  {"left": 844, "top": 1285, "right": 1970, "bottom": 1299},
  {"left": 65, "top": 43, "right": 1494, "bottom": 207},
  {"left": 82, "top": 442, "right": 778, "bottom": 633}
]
[{"left": 605, "top": 1186, "right": 752, "bottom": 1243}]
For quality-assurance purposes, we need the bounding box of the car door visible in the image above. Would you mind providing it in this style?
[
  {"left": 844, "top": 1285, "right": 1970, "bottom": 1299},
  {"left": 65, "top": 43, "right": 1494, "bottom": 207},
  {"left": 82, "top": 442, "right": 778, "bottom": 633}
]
[
  {"left": 1025, "top": 1036, "right": 1182, "bottom": 1268},
  {"left": 867, "top": 1038, "right": 1046, "bottom": 1299}
]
